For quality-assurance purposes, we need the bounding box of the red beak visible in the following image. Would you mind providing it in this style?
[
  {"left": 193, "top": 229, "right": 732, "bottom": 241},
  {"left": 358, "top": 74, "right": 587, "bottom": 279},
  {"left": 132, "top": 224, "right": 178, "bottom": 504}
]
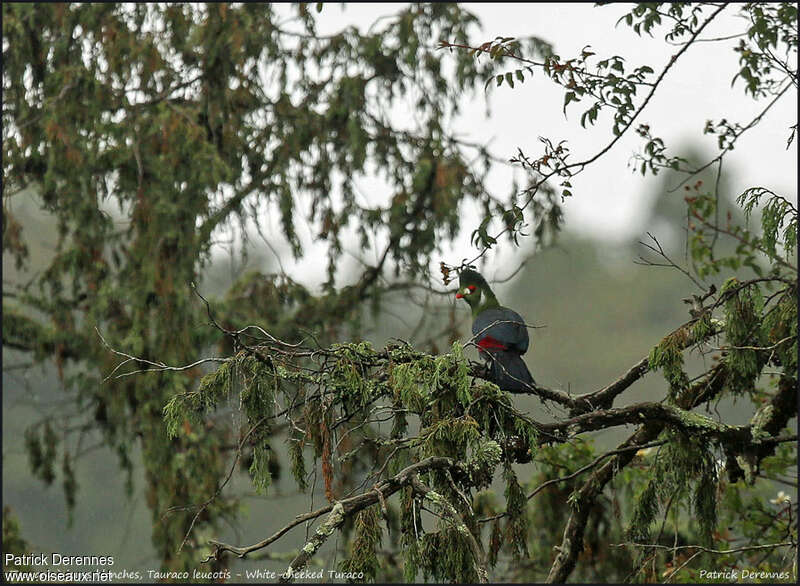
[{"left": 455, "top": 293, "right": 463, "bottom": 299}]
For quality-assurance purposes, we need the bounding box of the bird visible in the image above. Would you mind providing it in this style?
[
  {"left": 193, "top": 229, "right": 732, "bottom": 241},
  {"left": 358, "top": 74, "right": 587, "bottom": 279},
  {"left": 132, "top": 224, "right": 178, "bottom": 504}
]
[{"left": 455, "top": 268, "right": 536, "bottom": 392}]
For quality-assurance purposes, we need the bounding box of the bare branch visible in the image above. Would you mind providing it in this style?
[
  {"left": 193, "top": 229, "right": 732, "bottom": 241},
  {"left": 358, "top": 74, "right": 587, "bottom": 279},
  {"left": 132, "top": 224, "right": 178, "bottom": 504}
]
[{"left": 95, "top": 327, "right": 230, "bottom": 382}]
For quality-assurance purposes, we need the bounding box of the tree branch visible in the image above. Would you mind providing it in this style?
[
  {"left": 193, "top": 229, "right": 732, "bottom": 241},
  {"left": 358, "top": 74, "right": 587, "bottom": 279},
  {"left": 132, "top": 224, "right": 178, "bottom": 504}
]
[
  {"left": 545, "top": 326, "right": 769, "bottom": 583},
  {"left": 461, "top": 3, "right": 729, "bottom": 268},
  {"left": 205, "top": 456, "right": 462, "bottom": 566},
  {"left": 410, "top": 475, "right": 489, "bottom": 583},
  {"left": 570, "top": 313, "right": 723, "bottom": 413}
]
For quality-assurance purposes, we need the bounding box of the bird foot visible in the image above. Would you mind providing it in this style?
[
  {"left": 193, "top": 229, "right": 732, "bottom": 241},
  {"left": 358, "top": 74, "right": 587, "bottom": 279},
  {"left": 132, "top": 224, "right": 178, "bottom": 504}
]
[{"left": 468, "top": 360, "right": 490, "bottom": 377}]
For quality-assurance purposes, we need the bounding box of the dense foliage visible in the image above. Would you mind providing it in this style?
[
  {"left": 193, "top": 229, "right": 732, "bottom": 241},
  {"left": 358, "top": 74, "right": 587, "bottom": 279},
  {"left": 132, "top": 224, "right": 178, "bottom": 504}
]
[
  {"left": 2, "top": 2, "right": 515, "bottom": 571},
  {"left": 3, "top": 2, "right": 796, "bottom": 583}
]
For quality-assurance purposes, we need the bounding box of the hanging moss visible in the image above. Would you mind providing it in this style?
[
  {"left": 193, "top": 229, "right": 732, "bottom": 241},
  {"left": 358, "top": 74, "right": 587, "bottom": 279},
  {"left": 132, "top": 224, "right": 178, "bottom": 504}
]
[
  {"left": 163, "top": 359, "right": 233, "bottom": 440},
  {"left": 327, "top": 341, "right": 378, "bottom": 410},
  {"left": 627, "top": 479, "right": 659, "bottom": 545},
  {"left": 400, "top": 487, "right": 422, "bottom": 582},
  {"left": 691, "top": 310, "right": 713, "bottom": 340},
  {"left": 693, "top": 463, "right": 718, "bottom": 546},
  {"left": 628, "top": 432, "right": 719, "bottom": 548},
  {"left": 24, "top": 422, "right": 58, "bottom": 486},
  {"left": 648, "top": 328, "right": 690, "bottom": 399},
  {"left": 239, "top": 354, "right": 277, "bottom": 422},
  {"left": 487, "top": 519, "right": 502, "bottom": 569},
  {"left": 288, "top": 433, "right": 308, "bottom": 493},
  {"left": 421, "top": 416, "right": 480, "bottom": 460},
  {"left": 737, "top": 187, "right": 798, "bottom": 259},
  {"left": 514, "top": 417, "right": 539, "bottom": 459},
  {"left": 721, "top": 279, "right": 765, "bottom": 393},
  {"left": 249, "top": 443, "right": 272, "bottom": 495},
  {"left": 502, "top": 464, "right": 529, "bottom": 559},
  {"left": 419, "top": 528, "right": 477, "bottom": 583},
  {"left": 467, "top": 381, "right": 508, "bottom": 434},
  {"left": 391, "top": 358, "right": 434, "bottom": 414},
  {"left": 761, "top": 286, "right": 797, "bottom": 371},
  {"left": 432, "top": 342, "right": 472, "bottom": 408},
  {"left": 339, "top": 506, "right": 382, "bottom": 582},
  {"left": 403, "top": 537, "right": 421, "bottom": 583},
  {"left": 467, "top": 439, "right": 502, "bottom": 489}
]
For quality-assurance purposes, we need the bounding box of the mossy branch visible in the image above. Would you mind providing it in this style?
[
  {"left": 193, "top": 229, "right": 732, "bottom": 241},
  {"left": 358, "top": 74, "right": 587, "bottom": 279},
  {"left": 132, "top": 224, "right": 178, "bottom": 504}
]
[
  {"left": 205, "top": 456, "right": 463, "bottom": 567},
  {"left": 410, "top": 475, "right": 489, "bottom": 583}
]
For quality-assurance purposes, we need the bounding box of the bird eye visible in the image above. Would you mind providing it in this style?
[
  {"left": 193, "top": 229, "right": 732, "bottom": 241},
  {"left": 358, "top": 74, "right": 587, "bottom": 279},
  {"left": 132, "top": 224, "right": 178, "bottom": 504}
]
[{"left": 468, "top": 285, "right": 477, "bottom": 292}]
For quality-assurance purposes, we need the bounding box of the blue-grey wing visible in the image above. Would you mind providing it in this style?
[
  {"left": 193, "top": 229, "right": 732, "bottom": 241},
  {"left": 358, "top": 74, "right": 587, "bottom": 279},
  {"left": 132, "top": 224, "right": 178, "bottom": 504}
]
[{"left": 472, "top": 307, "right": 529, "bottom": 354}]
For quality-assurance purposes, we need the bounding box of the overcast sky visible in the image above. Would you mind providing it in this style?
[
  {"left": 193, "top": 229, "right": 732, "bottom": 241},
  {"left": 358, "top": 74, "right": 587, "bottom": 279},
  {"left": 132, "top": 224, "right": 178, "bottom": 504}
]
[{"left": 224, "top": 3, "right": 797, "bottom": 287}]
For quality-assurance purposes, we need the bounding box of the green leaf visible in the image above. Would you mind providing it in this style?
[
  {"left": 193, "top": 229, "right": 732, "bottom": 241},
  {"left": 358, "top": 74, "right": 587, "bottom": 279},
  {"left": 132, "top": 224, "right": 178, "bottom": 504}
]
[{"left": 563, "top": 91, "right": 577, "bottom": 114}]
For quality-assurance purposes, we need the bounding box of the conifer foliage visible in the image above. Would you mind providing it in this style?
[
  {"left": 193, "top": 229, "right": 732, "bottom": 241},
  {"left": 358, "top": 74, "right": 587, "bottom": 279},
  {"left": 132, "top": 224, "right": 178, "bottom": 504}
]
[{"left": 3, "top": 2, "right": 506, "bottom": 571}]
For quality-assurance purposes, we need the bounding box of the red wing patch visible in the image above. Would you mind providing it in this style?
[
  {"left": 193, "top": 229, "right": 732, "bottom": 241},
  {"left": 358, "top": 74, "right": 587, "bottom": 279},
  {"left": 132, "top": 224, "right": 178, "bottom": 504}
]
[{"left": 477, "top": 336, "right": 508, "bottom": 351}]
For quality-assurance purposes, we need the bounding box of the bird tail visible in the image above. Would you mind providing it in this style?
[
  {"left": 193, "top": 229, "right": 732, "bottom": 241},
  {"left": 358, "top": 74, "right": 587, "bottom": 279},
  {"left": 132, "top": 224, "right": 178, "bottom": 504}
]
[{"left": 489, "top": 351, "right": 535, "bottom": 393}]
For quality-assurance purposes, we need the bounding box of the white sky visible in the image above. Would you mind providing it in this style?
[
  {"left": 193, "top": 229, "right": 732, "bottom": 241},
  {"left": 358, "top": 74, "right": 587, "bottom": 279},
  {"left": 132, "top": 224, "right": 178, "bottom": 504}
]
[{"left": 221, "top": 3, "right": 798, "bottom": 288}]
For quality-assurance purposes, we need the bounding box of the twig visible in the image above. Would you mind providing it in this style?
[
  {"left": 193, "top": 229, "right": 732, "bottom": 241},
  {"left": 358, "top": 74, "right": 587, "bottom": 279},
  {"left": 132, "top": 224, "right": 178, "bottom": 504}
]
[
  {"left": 611, "top": 541, "right": 796, "bottom": 555},
  {"left": 669, "top": 81, "right": 794, "bottom": 192},
  {"left": 96, "top": 327, "right": 230, "bottom": 382},
  {"left": 636, "top": 232, "right": 707, "bottom": 290},
  {"left": 462, "top": 4, "right": 729, "bottom": 269}
]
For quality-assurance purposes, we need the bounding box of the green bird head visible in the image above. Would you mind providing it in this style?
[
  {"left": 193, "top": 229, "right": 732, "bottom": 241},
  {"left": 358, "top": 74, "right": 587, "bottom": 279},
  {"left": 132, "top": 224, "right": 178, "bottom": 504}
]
[{"left": 455, "top": 268, "right": 499, "bottom": 316}]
